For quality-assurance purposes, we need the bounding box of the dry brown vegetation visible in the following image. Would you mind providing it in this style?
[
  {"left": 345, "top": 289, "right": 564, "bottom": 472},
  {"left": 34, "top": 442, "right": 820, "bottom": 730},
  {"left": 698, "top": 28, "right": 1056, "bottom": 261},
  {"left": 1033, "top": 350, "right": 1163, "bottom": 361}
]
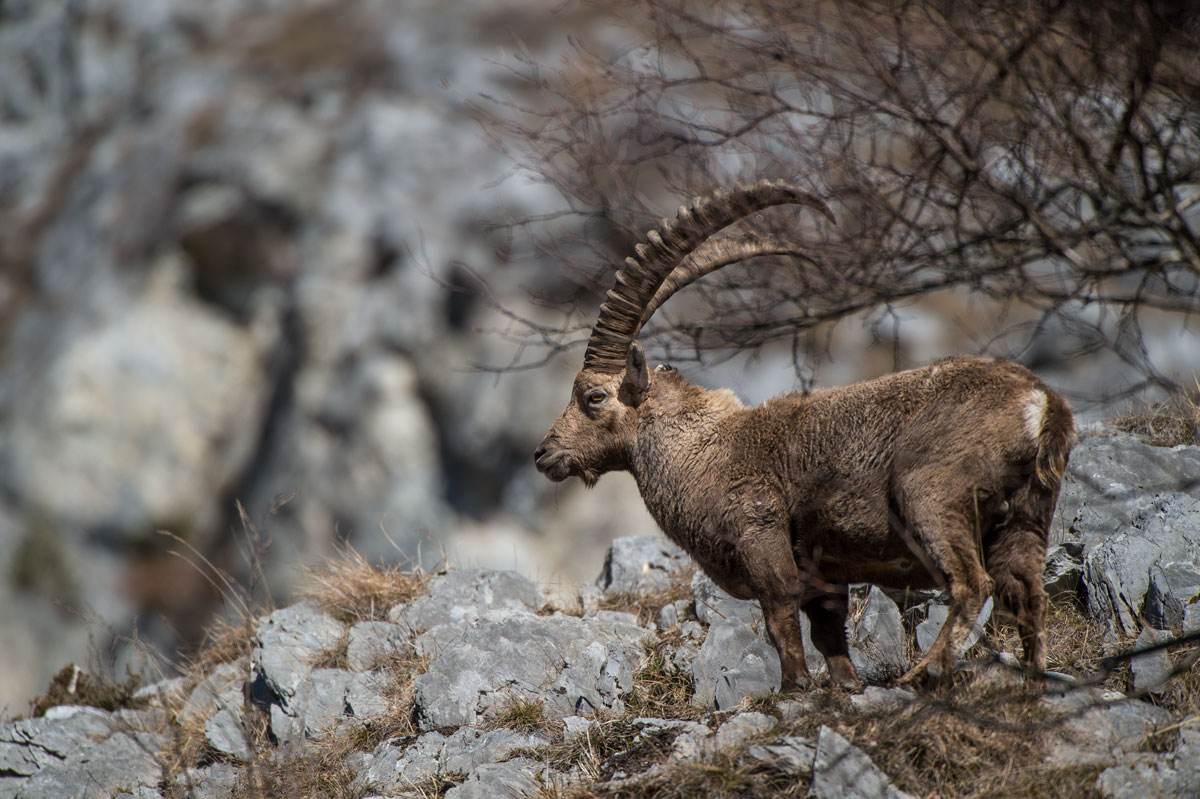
[
  {"left": 597, "top": 562, "right": 697, "bottom": 627},
  {"left": 1111, "top": 382, "right": 1200, "bottom": 447},
  {"left": 485, "top": 0, "right": 1200, "bottom": 406},
  {"left": 159, "top": 546, "right": 431, "bottom": 799},
  {"left": 19, "top": 546, "right": 1200, "bottom": 799},
  {"left": 296, "top": 544, "right": 432, "bottom": 624}
]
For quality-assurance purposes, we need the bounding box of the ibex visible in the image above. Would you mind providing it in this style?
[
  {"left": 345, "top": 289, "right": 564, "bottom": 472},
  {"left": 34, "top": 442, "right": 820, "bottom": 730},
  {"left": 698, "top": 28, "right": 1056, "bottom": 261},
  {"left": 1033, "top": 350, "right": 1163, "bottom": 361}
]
[{"left": 534, "top": 181, "right": 1075, "bottom": 690}]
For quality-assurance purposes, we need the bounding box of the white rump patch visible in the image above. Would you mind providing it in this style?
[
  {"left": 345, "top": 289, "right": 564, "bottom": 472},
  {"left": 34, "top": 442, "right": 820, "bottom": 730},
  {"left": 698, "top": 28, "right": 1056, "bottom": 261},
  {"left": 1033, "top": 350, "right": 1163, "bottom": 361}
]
[{"left": 1022, "top": 389, "right": 1047, "bottom": 439}]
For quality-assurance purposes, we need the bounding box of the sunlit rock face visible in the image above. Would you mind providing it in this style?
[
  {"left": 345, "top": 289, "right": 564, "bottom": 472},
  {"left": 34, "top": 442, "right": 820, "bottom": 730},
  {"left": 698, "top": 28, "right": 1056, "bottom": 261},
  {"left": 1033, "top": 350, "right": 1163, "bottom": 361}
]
[{"left": 0, "top": 0, "right": 622, "bottom": 711}]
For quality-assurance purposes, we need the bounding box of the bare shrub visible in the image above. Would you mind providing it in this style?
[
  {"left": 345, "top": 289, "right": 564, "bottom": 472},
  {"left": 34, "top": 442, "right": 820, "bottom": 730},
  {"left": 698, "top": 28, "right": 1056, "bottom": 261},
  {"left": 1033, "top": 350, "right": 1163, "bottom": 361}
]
[{"left": 484, "top": 0, "right": 1200, "bottom": 404}]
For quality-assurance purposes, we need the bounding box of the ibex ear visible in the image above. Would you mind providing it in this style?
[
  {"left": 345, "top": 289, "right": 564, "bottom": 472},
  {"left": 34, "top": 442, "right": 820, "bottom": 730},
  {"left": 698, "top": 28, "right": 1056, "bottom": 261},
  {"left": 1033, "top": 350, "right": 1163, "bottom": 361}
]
[{"left": 620, "top": 342, "right": 650, "bottom": 406}]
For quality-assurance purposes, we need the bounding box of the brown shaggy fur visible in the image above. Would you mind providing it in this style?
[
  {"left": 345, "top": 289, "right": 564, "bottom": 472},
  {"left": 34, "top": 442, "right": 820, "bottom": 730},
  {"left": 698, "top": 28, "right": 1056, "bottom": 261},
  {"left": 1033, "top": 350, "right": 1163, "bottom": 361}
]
[{"left": 536, "top": 348, "right": 1075, "bottom": 689}]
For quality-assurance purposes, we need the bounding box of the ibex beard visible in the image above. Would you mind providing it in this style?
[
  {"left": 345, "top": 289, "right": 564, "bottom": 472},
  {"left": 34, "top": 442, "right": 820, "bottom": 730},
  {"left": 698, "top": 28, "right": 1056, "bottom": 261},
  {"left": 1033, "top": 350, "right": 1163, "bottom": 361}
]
[{"left": 535, "top": 181, "right": 1075, "bottom": 691}]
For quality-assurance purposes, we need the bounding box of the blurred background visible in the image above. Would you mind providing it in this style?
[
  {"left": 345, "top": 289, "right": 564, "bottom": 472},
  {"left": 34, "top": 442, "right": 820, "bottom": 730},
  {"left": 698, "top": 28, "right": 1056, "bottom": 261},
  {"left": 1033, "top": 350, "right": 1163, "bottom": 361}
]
[{"left": 1, "top": 0, "right": 1197, "bottom": 713}]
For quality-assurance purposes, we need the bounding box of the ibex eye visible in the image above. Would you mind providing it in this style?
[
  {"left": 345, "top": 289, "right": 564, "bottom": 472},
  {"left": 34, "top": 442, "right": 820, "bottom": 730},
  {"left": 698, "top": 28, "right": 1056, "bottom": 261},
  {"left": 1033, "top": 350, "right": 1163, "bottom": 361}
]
[{"left": 586, "top": 390, "right": 606, "bottom": 406}]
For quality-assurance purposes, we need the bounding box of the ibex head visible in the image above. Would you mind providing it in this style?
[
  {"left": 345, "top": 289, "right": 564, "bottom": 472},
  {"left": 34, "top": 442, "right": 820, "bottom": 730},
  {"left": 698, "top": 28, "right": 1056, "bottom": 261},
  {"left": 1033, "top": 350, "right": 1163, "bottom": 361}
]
[{"left": 534, "top": 181, "right": 834, "bottom": 488}]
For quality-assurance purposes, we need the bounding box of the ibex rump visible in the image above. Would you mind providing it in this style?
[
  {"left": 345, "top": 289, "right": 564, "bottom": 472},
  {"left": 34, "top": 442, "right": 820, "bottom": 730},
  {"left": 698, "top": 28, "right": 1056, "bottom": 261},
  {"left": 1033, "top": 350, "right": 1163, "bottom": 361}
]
[{"left": 534, "top": 181, "right": 1075, "bottom": 689}]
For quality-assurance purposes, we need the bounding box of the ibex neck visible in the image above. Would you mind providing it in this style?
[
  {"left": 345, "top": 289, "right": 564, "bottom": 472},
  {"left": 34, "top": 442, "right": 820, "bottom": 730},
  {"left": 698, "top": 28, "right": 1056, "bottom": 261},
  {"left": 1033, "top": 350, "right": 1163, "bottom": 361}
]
[{"left": 629, "top": 381, "right": 744, "bottom": 546}]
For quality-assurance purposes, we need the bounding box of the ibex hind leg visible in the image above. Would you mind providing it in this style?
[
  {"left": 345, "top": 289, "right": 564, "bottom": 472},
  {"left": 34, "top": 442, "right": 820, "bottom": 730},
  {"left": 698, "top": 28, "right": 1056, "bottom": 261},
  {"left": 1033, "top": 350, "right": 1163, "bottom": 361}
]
[
  {"left": 986, "top": 493, "right": 1055, "bottom": 676},
  {"left": 802, "top": 593, "right": 861, "bottom": 691},
  {"left": 892, "top": 475, "right": 995, "bottom": 685}
]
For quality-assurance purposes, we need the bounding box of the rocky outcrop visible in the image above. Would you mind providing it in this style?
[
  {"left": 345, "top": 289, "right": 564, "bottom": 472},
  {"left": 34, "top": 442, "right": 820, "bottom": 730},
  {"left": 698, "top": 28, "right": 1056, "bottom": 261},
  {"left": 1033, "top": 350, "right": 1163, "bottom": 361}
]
[
  {"left": 0, "top": 0, "right": 607, "bottom": 712},
  {"left": 3, "top": 526, "right": 1200, "bottom": 798}
]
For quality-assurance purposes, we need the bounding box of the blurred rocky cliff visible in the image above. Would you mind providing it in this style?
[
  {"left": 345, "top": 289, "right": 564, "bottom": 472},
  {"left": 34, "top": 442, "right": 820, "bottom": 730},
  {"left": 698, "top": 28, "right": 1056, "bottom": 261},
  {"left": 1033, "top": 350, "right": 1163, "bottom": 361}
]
[
  {"left": 0, "top": 0, "right": 661, "bottom": 713},
  {"left": 2, "top": 0, "right": 1198, "bottom": 718}
]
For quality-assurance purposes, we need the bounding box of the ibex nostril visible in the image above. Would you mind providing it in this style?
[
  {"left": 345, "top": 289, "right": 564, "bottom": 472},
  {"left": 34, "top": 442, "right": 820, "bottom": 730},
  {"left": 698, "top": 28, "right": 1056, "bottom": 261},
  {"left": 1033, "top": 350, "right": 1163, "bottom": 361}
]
[{"left": 533, "top": 444, "right": 547, "bottom": 463}]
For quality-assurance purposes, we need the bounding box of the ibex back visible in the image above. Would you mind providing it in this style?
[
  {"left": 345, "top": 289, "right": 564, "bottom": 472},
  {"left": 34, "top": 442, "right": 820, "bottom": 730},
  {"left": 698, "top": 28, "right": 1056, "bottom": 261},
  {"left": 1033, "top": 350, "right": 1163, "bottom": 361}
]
[{"left": 534, "top": 181, "right": 1075, "bottom": 689}]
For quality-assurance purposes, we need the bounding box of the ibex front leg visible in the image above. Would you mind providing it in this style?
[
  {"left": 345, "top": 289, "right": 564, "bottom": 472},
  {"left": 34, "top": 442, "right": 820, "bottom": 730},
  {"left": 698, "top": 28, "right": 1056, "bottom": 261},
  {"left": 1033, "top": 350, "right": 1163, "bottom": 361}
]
[{"left": 737, "top": 510, "right": 813, "bottom": 692}]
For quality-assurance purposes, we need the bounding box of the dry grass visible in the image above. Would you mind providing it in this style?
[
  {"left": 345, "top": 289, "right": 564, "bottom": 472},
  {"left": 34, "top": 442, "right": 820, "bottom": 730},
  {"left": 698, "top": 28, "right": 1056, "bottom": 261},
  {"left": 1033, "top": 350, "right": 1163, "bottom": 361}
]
[
  {"left": 25, "top": 536, "right": 1200, "bottom": 799},
  {"left": 547, "top": 598, "right": 1191, "bottom": 799},
  {"left": 540, "top": 717, "right": 685, "bottom": 792},
  {"left": 296, "top": 544, "right": 431, "bottom": 624},
  {"left": 580, "top": 756, "right": 805, "bottom": 799},
  {"left": 598, "top": 564, "right": 697, "bottom": 628},
  {"left": 1110, "top": 382, "right": 1200, "bottom": 447},
  {"left": 27, "top": 664, "right": 148, "bottom": 719},
  {"left": 219, "top": 644, "right": 427, "bottom": 799},
  {"left": 487, "top": 696, "right": 553, "bottom": 736},
  {"left": 188, "top": 613, "right": 257, "bottom": 674},
  {"left": 625, "top": 631, "right": 701, "bottom": 721}
]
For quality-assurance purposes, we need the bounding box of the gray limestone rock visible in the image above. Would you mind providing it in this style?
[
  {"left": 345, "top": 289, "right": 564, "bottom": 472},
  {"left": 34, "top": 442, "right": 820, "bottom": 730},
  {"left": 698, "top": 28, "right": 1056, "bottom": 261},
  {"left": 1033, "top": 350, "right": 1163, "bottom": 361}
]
[
  {"left": 1096, "top": 721, "right": 1200, "bottom": 799},
  {"left": 443, "top": 757, "right": 542, "bottom": 799},
  {"left": 413, "top": 607, "right": 651, "bottom": 729},
  {"left": 356, "top": 728, "right": 548, "bottom": 796},
  {"left": 596, "top": 536, "right": 690, "bottom": 596},
  {"left": 395, "top": 569, "right": 544, "bottom": 633},
  {"left": 173, "top": 762, "right": 237, "bottom": 799},
  {"left": 691, "top": 572, "right": 763, "bottom": 628},
  {"left": 253, "top": 601, "right": 346, "bottom": 704},
  {"left": 810, "top": 726, "right": 914, "bottom": 799},
  {"left": 691, "top": 618, "right": 781, "bottom": 710},
  {"left": 691, "top": 571, "right": 826, "bottom": 674},
  {"left": 1043, "top": 543, "right": 1084, "bottom": 601},
  {"left": 655, "top": 599, "right": 694, "bottom": 630},
  {"left": 14, "top": 727, "right": 168, "bottom": 799},
  {"left": 561, "top": 716, "right": 596, "bottom": 742},
  {"left": 1045, "top": 689, "right": 1174, "bottom": 766},
  {"left": 113, "top": 789, "right": 162, "bottom": 799},
  {"left": 915, "top": 597, "right": 993, "bottom": 656},
  {"left": 251, "top": 602, "right": 347, "bottom": 750},
  {"left": 848, "top": 587, "right": 909, "bottom": 683},
  {"left": 131, "top": 678, "right": 187, "bottom": 709},
  {"left": 849, "top": 686, "right": 918, "bottom": 713},
  {"left": 747, "top": 736, "right": 816, "bottom": 777},
  {"left": 346, "top": 621, "right": 414, "bottom": 672},
  {"left": 1130, "top": 627, "right": 1173, "bottom": 695},
  {"left": 0, "top": 707, "right": 112, "bottom": 777},
  {"left": 1145, "top": 562, "right": 1200, "bottom": 632},
  {"left": 669, "top": 723, "right": 715, "bottom": 761},
  {"left": 274, "top": 668, "right": 390, "bottom": 747},
  {"left": 440, "top": 727, "right": 549, "bottom": 775},
  {"left": 1083, "top": 493, "right": 1200, "bottom": 636},
  {"left": 205, "top": 709, "right": 251, "bottom": 763},
  {"left": 177, "top": 660, "right": 246, "bottom": 728},
  {"left": 1054, "top": 437, "right": 1200, "bottom": 552},
  {"left": 1186, "top": 603, "right": 1200, "bottom": 636},
  {"left": 359, "top": 732, "right": 447, "bottom": 790},
  {"left": 713, "top": 712, "right": 776, "bottom": 750}
]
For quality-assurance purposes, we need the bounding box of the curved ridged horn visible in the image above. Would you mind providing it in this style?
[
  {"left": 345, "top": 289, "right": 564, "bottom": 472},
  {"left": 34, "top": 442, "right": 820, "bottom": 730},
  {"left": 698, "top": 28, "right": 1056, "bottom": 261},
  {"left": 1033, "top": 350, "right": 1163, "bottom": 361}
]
[
  {"left": 582, "top": 180, "right": 834, "bottom": 374},
  {"left": 634, "top": 236, "right": 816, "bottom": 337}
]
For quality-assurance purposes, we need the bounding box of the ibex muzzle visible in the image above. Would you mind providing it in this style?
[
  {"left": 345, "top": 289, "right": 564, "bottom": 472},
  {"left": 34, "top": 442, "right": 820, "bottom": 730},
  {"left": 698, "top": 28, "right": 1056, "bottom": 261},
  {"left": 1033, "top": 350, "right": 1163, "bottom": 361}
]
[{"left": 535, "top": 180, "right": 1075, "bottom": 690}]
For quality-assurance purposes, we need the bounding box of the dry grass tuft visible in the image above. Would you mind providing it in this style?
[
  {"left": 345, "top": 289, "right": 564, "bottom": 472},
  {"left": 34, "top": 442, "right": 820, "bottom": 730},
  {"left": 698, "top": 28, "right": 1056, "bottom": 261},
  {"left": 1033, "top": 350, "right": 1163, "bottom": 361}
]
[
  {"left": 541, "top": 717, "right": 682, "bottom": 791},
  {"left": 1110, "top": 382, "right": 1200, "bottom": 447},
  {"left": 598, "top": 564, "right": 697, "bottom": 628},
  {"left": 625, "top": 632, "right": 700, "bottom": 721},
  {"left": 188, "top": 613, "right": 257, "bottom": 674},
  {"left": 297, "top": 545, "right": 430, "bottom": 624},
  {"left": 852, "top": 678, "right": 1057, "bottom": 797},
  {"left": 27, "top": 664, "right": 148, "bottom": 719},
  {"left": 309, "top": 632, "right": 351, "bottom": 671},
  {"left": 487, "top": 695, "right": 554, "bottom": 736}
]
